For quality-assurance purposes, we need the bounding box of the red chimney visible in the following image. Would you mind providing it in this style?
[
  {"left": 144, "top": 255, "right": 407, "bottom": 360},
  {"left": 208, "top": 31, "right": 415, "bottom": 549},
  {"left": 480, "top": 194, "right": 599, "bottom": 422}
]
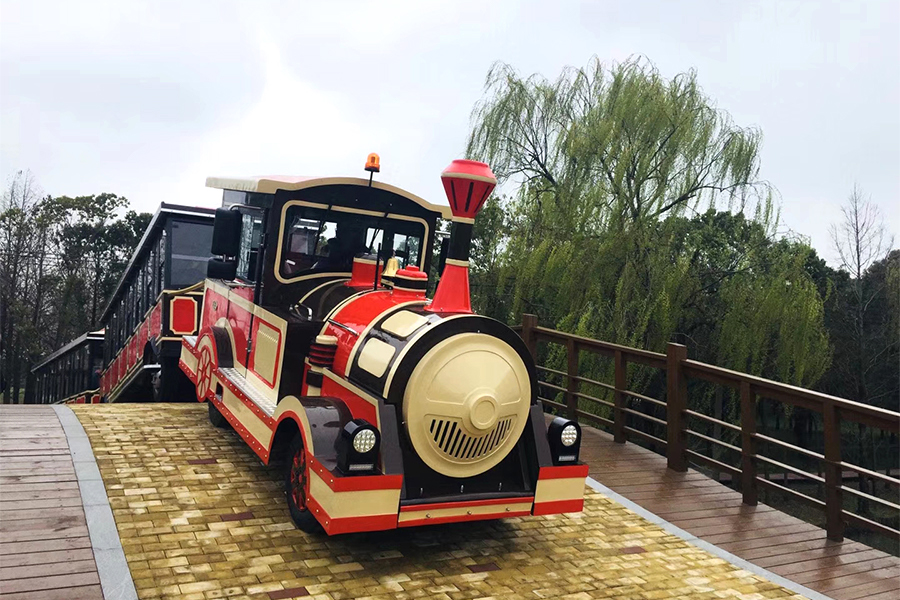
[{"left": 427, "top": 159, "right": 497, "bottom": 313}]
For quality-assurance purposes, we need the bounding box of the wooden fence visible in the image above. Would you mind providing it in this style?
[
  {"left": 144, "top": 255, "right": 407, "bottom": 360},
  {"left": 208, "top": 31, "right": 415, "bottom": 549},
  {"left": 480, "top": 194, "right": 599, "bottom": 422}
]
[{"left": 518, "top": 314, "right": 900, "bottom": 543}]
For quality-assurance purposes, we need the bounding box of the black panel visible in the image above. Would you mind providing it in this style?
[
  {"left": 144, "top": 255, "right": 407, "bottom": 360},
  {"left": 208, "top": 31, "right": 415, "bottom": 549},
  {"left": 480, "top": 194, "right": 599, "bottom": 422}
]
[{"left": 301, "top": 397, "right": 352, "bottom": 471}]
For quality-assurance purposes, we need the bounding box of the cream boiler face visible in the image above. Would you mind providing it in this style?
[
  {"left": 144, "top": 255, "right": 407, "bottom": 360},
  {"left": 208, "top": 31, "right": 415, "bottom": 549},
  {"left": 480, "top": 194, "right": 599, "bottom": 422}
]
[{"left": 402, "top": 332, "right": 532, "bottom": 478}]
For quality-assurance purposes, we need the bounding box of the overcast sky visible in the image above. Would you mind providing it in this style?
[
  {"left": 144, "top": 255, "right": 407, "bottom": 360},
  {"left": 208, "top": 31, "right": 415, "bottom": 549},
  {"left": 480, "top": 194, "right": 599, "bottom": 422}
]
[{"left": 2, "top": 0, "right": 897, "bottom": 264}]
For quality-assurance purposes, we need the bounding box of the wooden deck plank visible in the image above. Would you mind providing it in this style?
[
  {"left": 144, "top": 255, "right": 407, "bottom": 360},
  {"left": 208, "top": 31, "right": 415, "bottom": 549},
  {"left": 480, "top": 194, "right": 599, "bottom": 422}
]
[
  {"left": 0, "top": 536, "right": 92, "bottom": 555},
  {"left": 0, "top": 571, "right": 100, "bottom": 594},
  {"left": 0, "top": 547, "right": 94, "bottom": 567},
  {"left": 0, "top": 496, "right": 85, "bottom": 511},
  {"left": 0, "top": 515, "right": 86, "bottom": 534},
  {"left": 0, "top": 559, "right": 98, "bottom": 581},
  {"left": 0, "top": 585, "right": 104, "bottom": 600},
  {"left": 0, "top": 474, "right": 79, "bottom": 485},
  {"left": 0, "top": 507, "right": 88, "bottom": 522}
]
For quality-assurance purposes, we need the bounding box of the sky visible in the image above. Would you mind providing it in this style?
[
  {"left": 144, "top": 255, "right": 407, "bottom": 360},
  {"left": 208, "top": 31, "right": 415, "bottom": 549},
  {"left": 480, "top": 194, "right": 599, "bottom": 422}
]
[{"left": 1, "top": 0, "right": 897, "bottom": 264}]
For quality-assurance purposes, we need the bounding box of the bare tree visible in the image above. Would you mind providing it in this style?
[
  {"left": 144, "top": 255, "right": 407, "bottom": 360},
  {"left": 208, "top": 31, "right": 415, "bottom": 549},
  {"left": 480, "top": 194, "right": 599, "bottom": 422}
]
[
  {"left": 829, "top": 184, "right": 895, "bottom": 515},
  {"left": 830, "top": 185, "right": 894, "bottom": 404}
]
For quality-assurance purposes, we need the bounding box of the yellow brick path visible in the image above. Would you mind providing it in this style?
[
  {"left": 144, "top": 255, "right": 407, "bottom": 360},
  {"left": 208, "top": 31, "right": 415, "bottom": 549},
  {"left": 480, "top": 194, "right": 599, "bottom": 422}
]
[{"left": 72, "top": 404, "right": 809, "bottom": 600}]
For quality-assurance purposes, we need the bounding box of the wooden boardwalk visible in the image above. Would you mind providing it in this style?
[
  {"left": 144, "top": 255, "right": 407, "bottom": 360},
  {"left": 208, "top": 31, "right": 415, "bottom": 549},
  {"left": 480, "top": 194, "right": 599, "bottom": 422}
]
[
  {"left": 579, "top": 423, "right": 900, "bottom": 600},
  {"left": 0, "top": 405, "right": 103, "bottom": 600}
]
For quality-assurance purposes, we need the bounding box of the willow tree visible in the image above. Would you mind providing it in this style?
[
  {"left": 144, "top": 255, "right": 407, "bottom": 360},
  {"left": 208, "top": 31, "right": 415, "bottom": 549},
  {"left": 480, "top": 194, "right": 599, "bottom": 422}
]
[
  {"left": 465, "top": 57, "right": 830, "bottom": 403},
  {"left": 467, "top": 57, "right": 768, "bottom": 236}
]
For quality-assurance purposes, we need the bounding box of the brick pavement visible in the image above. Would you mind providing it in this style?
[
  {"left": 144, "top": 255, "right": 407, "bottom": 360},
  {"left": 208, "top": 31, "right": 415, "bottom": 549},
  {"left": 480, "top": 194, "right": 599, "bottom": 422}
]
[{"left": 72, "top": 404, "right": 810, "bottom": 600}]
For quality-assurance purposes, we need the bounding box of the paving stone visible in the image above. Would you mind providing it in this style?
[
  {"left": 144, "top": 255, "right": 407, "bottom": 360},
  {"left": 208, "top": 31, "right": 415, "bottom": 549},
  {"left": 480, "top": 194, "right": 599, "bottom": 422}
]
[{"left": 73, "top": 404, "right": 809, "bottom": 600}]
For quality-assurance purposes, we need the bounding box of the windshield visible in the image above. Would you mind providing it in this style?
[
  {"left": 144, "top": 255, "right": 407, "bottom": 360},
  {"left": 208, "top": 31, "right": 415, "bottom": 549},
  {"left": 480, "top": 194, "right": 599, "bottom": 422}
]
[{"left": 279, "top": 204, "right": 425, "bottom": 280}]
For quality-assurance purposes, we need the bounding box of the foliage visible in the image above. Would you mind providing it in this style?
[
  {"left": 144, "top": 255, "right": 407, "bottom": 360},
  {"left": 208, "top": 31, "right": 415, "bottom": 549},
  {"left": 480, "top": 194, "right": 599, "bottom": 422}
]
[{"left": 0, "top": 171, "right": 150, "bottom": 402}]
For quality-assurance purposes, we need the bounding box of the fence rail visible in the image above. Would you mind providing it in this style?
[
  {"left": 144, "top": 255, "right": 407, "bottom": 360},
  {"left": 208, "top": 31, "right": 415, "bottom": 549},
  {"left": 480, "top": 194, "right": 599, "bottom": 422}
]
[{"left": 518, "top": 314, "right": 900, "bottom": 543}]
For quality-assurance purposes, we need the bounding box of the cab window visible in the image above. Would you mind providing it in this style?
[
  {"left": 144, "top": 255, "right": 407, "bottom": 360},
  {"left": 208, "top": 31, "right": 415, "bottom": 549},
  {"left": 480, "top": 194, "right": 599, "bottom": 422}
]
[{"left": 279, "top": 205, "right": 425, "bottom": 280}]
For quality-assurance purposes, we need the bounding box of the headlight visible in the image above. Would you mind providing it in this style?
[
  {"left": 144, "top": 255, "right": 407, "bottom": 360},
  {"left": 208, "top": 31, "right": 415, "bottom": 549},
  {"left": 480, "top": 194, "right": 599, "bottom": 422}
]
[
  {"left": 353, "top": 428, "right": 377, "bottom": 453},
  {"left": 548, "top": 416, "right": 581, "bottom": 465},
  {"left": 561, "top": 424, "right": 578, "bottom": 447},
  {"left": 337, "top": 419, "right": 380, "bottom": 475}
]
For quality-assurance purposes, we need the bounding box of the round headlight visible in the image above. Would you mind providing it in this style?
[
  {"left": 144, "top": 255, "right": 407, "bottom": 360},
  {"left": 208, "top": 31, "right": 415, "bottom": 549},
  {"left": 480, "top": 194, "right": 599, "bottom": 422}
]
[
  {"left": 353, "top": 428, "right": 377, "bottom": 454},
  {"left": 560, "top": 424, "right": 578, "bottom": 447}
]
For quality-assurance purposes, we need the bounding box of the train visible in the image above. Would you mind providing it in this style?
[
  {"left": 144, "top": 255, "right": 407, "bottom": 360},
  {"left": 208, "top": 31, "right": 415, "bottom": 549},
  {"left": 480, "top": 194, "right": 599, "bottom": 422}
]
[{"left": 178, "top": 156, "right": 588, "bottom": 534}]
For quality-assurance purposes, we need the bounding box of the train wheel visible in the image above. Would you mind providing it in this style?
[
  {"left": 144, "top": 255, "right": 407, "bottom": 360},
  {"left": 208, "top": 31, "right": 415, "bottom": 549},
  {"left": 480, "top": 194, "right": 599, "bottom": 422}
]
[
  {"left": 208, "top": 401, "right": 229, "bottom": 428},
  {"left": 285, "top": 433, "right": 321, "bottom": 533},
  {"left": 196, "top": 338, "right": 215, "bottom": 402}
]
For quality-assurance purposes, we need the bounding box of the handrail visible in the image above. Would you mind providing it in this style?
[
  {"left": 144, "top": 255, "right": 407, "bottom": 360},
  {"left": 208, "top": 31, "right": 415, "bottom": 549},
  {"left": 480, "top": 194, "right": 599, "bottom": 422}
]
[{"left": 518, "top": 313, "right": 900, "bottom": 544}]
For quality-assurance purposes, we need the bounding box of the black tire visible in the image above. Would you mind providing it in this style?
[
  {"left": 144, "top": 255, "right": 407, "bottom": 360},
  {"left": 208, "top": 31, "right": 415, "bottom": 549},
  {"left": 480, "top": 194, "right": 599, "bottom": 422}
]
[
  {"left": 284, "top": 433, "right": 321, "bottom": 533},
  {"left": 208, "top": 401, "right": 230, "bottom": 428}
]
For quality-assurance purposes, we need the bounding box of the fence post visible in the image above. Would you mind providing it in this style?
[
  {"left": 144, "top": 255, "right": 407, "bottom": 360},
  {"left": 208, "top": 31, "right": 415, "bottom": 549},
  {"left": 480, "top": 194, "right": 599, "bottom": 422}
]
[
  {"left": 823, "top": 400, "right": 844, "bottom": 541},
  {"left": 521, "top": 314, "right": 538, "bottom": 360},
  {"left": 740, "top": 381, "right": 758, "bottom": 506},
  {"left": 566, "top": 339, "right": 579, "bottom": 421},
  {"left": 666, "top": 343, "right": 688, "bottom": 472},
  {"left": 613, "top": 350, "right": 627, "bottom": 443}
]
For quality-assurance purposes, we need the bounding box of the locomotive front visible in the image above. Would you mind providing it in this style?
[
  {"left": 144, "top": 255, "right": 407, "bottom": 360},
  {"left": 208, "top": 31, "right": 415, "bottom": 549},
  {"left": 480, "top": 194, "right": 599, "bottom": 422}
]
[{"left": 307, "top": 160, "right": 589, "bottom": 528}]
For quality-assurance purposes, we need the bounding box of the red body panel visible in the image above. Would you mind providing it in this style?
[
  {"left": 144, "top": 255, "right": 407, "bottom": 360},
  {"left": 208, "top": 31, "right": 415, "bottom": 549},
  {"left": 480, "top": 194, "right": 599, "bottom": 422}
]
[
  {"left": 171, "top": 296, "right": 196, "bottom": 333},
  {"left": 248, "top": 318, "right": 282, "bottom": 388},
  {"left": 150, "top": 302, "right": 162, "bottom": 337},
  {"left": 325, "top": 290, "right": 421, "bottom": 375},
  {"left": 321, "top": 375, "right": 378, "bottom": 426},
  {"left": 202, "top": 287, "right": 229, "bottom": 331}
]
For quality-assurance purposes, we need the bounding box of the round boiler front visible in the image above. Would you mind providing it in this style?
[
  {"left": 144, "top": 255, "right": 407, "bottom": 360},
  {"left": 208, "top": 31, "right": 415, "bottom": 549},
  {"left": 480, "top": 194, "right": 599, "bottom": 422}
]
[{"left": 402, "top": 332, "right": 532, "bottom": 478}]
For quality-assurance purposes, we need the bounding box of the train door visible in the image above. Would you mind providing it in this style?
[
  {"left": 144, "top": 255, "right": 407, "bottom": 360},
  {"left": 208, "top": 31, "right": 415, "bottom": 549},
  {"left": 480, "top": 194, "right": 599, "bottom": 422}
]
[{"left": 228, "top": 212, "right": 264, "bottom": 374}]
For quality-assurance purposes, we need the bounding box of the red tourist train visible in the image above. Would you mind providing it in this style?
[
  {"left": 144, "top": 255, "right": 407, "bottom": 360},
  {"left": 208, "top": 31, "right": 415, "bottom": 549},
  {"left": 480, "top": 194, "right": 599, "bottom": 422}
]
[{"left": 179, "top": 156, "right": 588, "bottom": 534}]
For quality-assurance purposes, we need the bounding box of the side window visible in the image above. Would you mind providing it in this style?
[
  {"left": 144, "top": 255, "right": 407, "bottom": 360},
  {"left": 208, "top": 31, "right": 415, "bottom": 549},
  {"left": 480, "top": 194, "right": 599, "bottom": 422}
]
[
  {"left": 236, "top": 213, "right": 264, "bottom": 281},
  {"left": 157, "top": 233, "right": 166, "bottom": 294},
  {"left": 170, "top": 220, "right": 214, "bottom": 287},
  {"left": 390, "top": 233, "right": 421, "bottom": 269},
  {"left": 281, "top": 214, "right": 339, "bottom": 277}
]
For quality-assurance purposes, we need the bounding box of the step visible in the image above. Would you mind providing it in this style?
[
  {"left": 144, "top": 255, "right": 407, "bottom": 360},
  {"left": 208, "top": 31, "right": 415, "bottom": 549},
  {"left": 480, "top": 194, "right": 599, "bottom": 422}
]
[{"left": 218, "top": 367, "right": 277, "bottom": 417}]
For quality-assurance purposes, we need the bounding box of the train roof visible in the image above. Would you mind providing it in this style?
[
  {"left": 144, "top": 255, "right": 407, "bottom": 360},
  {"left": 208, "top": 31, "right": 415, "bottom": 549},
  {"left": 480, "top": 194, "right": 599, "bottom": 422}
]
[
  {"left": 32, "top": 329, "right": 105, "bottom": 373},
  {"left": 99, "top": 203, "right": 216, "bottom": 323},
  {"left": 206, "top": 176, "right": 453, "bottom": 220}
]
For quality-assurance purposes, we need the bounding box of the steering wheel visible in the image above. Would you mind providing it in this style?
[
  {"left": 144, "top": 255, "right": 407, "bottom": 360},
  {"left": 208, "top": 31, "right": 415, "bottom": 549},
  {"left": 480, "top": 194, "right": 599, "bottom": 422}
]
[{"left": 289, "top": 302, "right": 313, "bottom": 322}]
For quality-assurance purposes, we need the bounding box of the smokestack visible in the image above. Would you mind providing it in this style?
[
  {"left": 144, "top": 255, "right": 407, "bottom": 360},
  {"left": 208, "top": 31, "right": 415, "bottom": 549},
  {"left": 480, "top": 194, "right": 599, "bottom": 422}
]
[{"left": 427, "top": 159, "right": 497, "bottom": 313}]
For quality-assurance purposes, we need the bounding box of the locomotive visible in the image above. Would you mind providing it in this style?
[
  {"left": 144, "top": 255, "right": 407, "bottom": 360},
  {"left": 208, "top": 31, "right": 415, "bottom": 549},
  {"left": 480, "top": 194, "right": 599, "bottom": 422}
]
[{"left": 179, "top": 156, "right": 588, "bottom": 534}]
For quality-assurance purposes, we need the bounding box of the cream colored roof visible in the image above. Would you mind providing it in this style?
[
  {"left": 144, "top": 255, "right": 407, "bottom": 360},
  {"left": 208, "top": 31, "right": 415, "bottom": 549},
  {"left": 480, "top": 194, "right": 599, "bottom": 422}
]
[{"left": 206, "top": 175, "right": 451, "bottom": 219}]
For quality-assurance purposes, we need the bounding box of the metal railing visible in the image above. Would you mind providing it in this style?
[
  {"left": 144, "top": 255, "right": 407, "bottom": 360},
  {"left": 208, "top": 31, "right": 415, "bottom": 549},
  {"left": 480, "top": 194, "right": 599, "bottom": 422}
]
[{"left": 518, "top": 313, "right": 900, "bottom": 543}]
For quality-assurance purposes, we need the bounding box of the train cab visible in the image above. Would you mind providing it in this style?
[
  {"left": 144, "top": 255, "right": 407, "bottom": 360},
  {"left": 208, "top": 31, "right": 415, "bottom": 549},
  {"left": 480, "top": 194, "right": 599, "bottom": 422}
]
[{"left": 179, "top": 157, "right": 588, "bottom": 534}]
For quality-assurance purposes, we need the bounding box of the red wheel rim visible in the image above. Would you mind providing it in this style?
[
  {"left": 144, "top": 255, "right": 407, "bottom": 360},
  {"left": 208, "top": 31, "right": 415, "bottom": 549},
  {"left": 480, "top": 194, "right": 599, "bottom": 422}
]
[
  {"left": 197, "top": 345, "right": 212, "bottom": 400},
  {"left": 290, "top": 446, "right": 308, "bottom": 511}
]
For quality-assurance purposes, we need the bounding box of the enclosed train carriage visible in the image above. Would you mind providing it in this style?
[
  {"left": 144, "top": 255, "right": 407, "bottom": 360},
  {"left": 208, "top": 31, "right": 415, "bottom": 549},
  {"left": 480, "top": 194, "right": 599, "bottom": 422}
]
[
  {"left": 99, "top": 204, "right": 215, "bottom": 403},
  {"left": 180, "top": 157, "right": 588, "bottom": 534}
]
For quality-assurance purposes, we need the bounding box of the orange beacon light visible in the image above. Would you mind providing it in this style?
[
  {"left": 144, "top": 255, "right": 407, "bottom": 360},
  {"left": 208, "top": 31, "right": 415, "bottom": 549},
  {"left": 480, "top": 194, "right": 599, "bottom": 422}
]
[{"left": 365, "top": 153, "right": 380, "bottom": 173}]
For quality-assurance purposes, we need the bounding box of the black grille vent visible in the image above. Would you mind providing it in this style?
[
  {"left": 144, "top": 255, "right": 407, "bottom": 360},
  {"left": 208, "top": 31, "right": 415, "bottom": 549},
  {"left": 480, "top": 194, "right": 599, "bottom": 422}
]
[{"left": 429, "top": 417, "right": 513, "bottom": 460}]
